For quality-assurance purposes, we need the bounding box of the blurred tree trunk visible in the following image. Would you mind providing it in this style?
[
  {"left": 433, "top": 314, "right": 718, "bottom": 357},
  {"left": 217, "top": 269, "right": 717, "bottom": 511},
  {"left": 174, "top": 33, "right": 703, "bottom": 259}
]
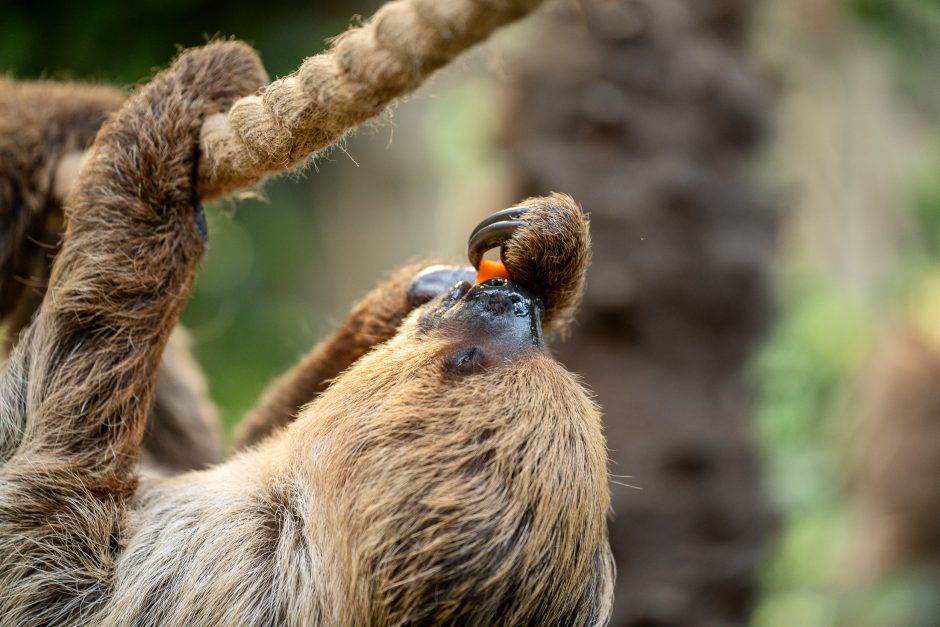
[{"left": 503, "top": 1, "right": 777, "bottom": 624}]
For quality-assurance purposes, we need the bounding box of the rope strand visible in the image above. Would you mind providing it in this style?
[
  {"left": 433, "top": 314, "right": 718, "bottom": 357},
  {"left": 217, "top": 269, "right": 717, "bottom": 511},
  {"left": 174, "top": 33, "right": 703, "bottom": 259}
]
[
  {"left": 198, "top": 0, "right": 545, "bottom": 199},
  {"left": 52, "top": 0, "right": 545, "bottom": 203}
]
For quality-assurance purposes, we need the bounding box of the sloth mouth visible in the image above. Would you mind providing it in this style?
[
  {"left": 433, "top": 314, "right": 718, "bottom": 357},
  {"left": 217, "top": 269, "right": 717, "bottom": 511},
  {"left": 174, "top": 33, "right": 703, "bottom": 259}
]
[
  {"left": 461, "top": 278, "right": 542, "bottom": 323},
  {"left": 420, "top": 277, "right": 545, "bottom": 350}
]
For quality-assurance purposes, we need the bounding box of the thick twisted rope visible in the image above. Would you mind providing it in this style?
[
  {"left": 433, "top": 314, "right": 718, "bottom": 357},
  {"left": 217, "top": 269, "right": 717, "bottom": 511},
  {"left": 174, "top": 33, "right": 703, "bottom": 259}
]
[{"left": 54, "top": 0, "right": 545, "bottom": 202}]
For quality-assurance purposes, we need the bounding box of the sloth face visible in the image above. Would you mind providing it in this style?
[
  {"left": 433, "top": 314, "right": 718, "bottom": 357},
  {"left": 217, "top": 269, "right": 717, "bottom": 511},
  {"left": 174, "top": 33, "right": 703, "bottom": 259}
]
[
  {"left": 304, "top": 270, "right": 588, "bottom": 432},
  {"left": 416, "top": 276, "right": 546, "bottom": 375}
]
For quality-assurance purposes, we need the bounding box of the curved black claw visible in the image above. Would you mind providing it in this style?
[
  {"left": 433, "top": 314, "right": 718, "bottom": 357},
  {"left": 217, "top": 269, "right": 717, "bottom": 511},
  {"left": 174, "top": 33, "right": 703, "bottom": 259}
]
[{"left": 467, "top": 206, "right": 530, "bottom": 269}]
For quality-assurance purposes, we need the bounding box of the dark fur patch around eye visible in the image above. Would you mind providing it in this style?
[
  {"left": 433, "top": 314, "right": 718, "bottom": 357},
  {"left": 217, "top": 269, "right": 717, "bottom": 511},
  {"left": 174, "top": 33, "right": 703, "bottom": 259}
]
[{"left": 446, "top": 346, "right": 485, "bottom": 374}]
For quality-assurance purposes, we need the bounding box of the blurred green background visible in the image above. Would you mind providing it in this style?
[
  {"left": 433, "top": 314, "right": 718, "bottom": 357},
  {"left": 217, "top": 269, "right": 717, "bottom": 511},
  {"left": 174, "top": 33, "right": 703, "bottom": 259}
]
[
  {"left": 4, "top": 0, "right": 940, "bottom": 625},
  {"left": 751, "top": 1, "right": 940, "bottom": 625}
]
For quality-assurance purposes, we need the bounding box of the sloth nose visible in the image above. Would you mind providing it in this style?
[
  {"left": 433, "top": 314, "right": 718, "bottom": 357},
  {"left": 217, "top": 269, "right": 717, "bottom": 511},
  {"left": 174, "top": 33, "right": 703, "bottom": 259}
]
[{"left": 461, "top": 278, "right": 544, "bottom": 348}]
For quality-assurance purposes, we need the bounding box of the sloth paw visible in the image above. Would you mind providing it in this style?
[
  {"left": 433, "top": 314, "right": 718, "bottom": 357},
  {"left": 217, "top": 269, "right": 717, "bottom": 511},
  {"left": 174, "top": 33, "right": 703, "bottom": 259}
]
[{"left": 468, "top": 193, "right": 589, "bottom": 337}]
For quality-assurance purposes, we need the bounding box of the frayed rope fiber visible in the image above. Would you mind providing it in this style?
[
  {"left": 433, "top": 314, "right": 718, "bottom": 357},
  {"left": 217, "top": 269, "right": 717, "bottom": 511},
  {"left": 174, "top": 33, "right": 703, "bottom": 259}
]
[{"left": 195, "top": 0, "right": 545, "bottom": 200}]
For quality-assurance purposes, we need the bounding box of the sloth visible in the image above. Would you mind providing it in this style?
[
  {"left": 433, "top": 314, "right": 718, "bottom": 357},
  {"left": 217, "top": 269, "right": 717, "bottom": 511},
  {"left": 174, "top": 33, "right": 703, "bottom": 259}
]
[{"left": 0, "top": 42, "right": 614, "bottom": 626}]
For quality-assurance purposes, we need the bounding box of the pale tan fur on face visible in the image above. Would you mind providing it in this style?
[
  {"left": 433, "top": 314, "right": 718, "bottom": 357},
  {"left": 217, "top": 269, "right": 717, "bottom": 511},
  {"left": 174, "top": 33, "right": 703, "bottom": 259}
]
[{"left": 0, "top": 42, "right": 613, "bottom": 626}]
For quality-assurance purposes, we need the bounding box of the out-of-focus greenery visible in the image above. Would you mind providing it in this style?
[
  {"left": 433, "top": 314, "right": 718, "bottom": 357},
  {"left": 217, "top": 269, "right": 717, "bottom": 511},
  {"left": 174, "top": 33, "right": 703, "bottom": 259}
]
[
  {"left": 850, "top": 0, "right": 940, "bottom": 52},
  {"left": 752, "top": 233, "right": 940, "bottom": 627},
  {"left": 848, "top": 0, "right": 940, "bottom": 109},
  {"left": 912, "top": 155, "right": 940, "bottom": 257},
  {"left": 1, "top": 0, "right": 364, "bottom": 82},
  {"left": 754, "top": 2, "right": 940, "bottom": 624},
  {"left": 186, "top": 190, "right": 331, "bottom": 430},
  {"left": 751, "top": 274, "right": 940, "bottom": 627}
]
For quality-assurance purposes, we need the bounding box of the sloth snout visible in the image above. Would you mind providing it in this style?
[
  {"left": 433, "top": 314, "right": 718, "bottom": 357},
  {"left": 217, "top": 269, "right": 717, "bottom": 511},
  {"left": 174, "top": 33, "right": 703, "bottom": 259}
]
[
  {"left": 459, "top": 279, "right": 545, "bottom": 350},
  {"left": 418, "top": 278, "right": 546, "bottom": 361}
]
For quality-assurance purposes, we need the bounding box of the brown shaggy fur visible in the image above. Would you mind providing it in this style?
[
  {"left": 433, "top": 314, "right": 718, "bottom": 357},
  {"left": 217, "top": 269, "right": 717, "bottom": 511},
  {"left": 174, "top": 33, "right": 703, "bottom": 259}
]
[
  {"left": 0, "top": 77, "right": 225, "bottom": 474},
  {"left": 235, "top": 261, "right": 438, "bottom": 449},
  {"left": 0, "top": 42, "right": 613, "bottom": 625}
]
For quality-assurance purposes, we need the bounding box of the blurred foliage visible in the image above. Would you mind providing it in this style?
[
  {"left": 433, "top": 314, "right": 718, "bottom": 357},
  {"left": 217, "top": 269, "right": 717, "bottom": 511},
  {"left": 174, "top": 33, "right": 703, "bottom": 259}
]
[
  {"left": 754, "top": 1, "right": 940, "bottom": 624},
  {"left": 753, "top": 274, "right": 869, "bottom": 518},
  {"left": 847, "top": 0, "right": 940, "bottom": 109},
  {"left": 850, "top": 0, "right": 940, "bottom": 51},
  {"left": 186, "top": 191, "right": 330, "bottom": 430},
  {"left": 751, "top": 275, "right": 861, "bottom": 627},
  {"left": 753, "top": 272, "right": 940, "bottom": 626},
  {"left": 0, "top": 0, "right": 368, "bottom": 82},
  {"left": 912, "top": 153, "right": 940, "bottom": 256}
]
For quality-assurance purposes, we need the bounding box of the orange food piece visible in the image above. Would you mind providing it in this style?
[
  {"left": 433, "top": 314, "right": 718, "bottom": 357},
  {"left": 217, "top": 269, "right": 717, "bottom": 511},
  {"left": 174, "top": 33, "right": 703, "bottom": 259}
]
[{"left": 475, "top": 258, "right": 511, "bottom": 284}]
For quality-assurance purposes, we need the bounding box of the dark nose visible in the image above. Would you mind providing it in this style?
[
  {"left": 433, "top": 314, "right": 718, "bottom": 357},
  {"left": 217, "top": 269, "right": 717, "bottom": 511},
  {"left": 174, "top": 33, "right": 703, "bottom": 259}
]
[{"left": 457, "top": 278, "right": 544, "bottom": 349}]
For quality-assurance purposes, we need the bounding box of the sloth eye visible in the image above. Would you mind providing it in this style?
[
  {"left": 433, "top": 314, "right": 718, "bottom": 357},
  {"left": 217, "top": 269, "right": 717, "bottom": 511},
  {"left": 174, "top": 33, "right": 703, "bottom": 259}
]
[{"left": 446, "top": 346, "right": 485, "bottom": 374}]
